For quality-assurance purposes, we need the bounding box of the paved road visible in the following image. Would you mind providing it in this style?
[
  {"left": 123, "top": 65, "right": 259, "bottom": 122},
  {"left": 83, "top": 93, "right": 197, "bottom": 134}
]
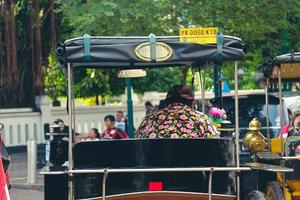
[
  {"left": 10, "top": 188, "right": 43, "bottom": 200},
  {"left": 9, "top": 152, "right": 44, "bottom": 200}
]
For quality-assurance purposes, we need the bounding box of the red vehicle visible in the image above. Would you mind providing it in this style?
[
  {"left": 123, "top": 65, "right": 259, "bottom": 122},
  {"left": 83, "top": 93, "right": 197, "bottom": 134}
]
[{"left": 0, "top": 123, "right": 11, "bottom": 189}]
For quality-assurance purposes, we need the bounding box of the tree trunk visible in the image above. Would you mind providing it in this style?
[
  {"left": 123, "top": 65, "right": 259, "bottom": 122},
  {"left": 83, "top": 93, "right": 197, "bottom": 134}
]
[
  {"left": 49, "top": 0, "right": 56, "bottom": 50},
  {"left": 95, "top": 95, "right": 99, "bottom": 105},
  {"left": 31, "top": 0, "right": 43, "bottom": 95},
  {"left": 2, "top": 0, "right": 18, "bottom": 84},
  {"left": 10, "top": 3, "right": 18, "bottom": 82},
  {"left": 3, "top": 0, "right": 12, "bottom": 85}
]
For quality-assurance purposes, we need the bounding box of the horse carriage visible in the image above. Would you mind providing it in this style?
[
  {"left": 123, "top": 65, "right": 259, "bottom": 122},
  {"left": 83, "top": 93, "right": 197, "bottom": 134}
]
[{"left": 42, "top": 32, "right": 293, "bottom": 200}]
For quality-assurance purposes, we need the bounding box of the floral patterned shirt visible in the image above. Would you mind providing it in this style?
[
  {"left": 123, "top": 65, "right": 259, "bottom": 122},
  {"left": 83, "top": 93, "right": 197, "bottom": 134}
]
[{"left": 136, "top": 103, "right": 219, "bottom": 138}]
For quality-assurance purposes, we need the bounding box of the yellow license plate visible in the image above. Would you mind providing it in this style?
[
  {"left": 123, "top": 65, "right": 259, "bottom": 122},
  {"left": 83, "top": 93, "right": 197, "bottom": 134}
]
[{"left": 179, "top": 27, "right": 218, "bottom": 44}]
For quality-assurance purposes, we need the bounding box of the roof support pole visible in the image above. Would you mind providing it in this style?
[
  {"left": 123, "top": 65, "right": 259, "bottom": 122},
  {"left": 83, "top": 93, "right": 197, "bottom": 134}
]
[
  {"left": 67, "top": 63, "right": 74, "bottom": 200},
  {"left": 213, "top": 65, "right": 220, "bottom": 98},
  {"left": 234, "top": 61, "right": 240, "bottom": 200},
  {"left": 278, "top": 66, "right": 286, "bottom": 200},
  {"left": 126, "top": 78, "right": 134, "bottom": 138},
  {"left": 199, "top": 68, "right": 205, "bottom": 113},
  {"left": 265, "top": 78, "right": 270, "bottom": 151},
  {"left": 214, "top": 32, "right": 223, "bottom": 98}
]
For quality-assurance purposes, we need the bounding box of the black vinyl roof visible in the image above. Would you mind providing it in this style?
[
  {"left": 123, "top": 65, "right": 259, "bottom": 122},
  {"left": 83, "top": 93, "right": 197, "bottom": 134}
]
[
  {"left": 275, "top": 52, "right": 300, "bottom": 64},
  {"left": 56, "top": 35, "right": 245, "bottom": 69}
]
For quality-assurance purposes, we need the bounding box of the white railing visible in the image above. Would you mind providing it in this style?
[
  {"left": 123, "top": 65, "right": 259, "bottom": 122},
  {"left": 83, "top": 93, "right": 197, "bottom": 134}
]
[
  {"left": 0, "top": 108, "right": 42, "bottom": 146},
  {"left": 48, "top": 105, "right": 145, "bottom": 134}
]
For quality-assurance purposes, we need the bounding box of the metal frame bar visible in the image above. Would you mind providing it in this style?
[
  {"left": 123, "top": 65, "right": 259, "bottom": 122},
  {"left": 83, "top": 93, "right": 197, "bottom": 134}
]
[
  {"left": 67, "top": 63, "right": 74, "bottom": 200},
  {"left": 278, "top": 65, "right": 287, "bottom": 200},
  {"left": 199, "top": 68, "right": 206, "bottom": 112},
  {"left": 70, "top": 167, "right": 250, "bottom": 174},
  {"left": 234, "top": 61, "right": 240, "bottom": 200},
  {"left": 65, "top": 35, "right": 242, "bottom": 43},
  {"left": 102, "top": 169, "right": 108, "bottom": 200},
  {"left": 208, "top": 170, "right": 213, "bottom": 200},
  {"left": 265, "top": 78, "right": 271, "bottom": 151}
]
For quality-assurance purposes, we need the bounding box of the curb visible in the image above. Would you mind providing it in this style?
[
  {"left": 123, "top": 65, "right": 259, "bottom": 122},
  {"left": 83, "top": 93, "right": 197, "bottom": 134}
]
[{"left": 11, "top": 183, "right": 44, "bottom": 192}]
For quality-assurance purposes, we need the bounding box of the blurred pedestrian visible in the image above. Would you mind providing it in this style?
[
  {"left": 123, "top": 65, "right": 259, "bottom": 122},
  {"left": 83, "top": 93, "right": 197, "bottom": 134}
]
[
  {"left": 102, "top": 115, "right": 128, "bottom": 139},
  {"left": 115, "top": 111, "right": 126, "bottom": 133},
  {"left": 79, "top": 128, "right": 100, "bottom": 142}
]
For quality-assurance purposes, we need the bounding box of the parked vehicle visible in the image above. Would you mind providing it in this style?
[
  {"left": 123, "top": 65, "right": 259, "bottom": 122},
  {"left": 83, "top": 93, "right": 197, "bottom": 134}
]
[
  {"left": 242, "top": 52, "right": 300, "bottom": 200},
  {"left": 0, "top": 123, "right": 11, "bottom": 189}
]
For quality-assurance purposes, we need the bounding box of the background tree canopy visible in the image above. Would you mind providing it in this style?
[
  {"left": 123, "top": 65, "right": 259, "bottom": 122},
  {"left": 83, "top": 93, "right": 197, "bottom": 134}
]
[{"left": 0, "top": 0, "right": 299, "bottom": 107}]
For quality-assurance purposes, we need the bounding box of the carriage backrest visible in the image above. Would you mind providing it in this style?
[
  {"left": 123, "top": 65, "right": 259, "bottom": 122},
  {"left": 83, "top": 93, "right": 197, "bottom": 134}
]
[{"left": 74, "top": 138, "right": 236, "bottom": 169}]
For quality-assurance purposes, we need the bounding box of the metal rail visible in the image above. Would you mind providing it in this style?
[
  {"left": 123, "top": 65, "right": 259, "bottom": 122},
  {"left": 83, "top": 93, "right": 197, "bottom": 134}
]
[
  {"left": 70, "top": 167, "right": 250, "bottom": 200},
  {"left": 69, "top": 167, "right": 250, "bottom": 174},
  {"left": 65, "top": 35, "right": 242, "bottom": 43},
  {"left": 78, "top": 191, "right": 236, "bottom": 200},
  {"left": 234, "top": 61, "right": 240, "bottom": 200},
  {"left": 282, "top": 156, "right": 300, "bottom": 160}
]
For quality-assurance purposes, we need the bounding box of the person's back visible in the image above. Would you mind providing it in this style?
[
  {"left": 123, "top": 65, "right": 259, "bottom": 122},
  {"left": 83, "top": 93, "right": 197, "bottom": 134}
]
[{"left": 136, "top": 85, "right": 219, "bottom": 138}]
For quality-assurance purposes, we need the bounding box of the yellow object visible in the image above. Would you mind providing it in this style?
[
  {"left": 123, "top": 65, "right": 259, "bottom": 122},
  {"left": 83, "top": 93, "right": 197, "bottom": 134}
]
[
  {"left": 287, "top": 180, "right": 300, "bottom": 193},
  {"left": 286, "top": 187, "right": 292, "bottom": 200},
  {"left": 243, "top": 131, "right": 266, "bottom": 153},
  {"left": 243, "top": 118, "right": 266, "bottom": 153},
  {"left": 179, "top": 27, "right": 218, "bottom": 44},
  {"left": 248, "top": 118, "right": 262, "bottom": 131},
  {"left": 271, "top": 138, "right": 286, "bottom": 154},
  {"left": 293, "top": 191, "right": 300, "bottom": 197}
]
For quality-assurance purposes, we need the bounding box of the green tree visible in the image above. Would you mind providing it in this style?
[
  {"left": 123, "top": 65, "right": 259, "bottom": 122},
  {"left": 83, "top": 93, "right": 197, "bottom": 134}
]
[
  {"left": 43, "top": 53, "right": 66, "bottom": 102},
  {"left": 74, "top": 69, "right": 111, "bottom": 105}
]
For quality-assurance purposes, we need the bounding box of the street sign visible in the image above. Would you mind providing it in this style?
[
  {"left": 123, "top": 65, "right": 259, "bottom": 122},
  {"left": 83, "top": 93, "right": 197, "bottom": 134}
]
[{"left": 179, "top": 27, "right": 218, "bottom": 44}]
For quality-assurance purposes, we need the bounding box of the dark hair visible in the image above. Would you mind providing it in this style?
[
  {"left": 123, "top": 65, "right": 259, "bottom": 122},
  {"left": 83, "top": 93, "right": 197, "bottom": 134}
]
[
  {"left": 145, "top": 101, "right": 153, "bottom": 107},
  {"left": 91, "top": 128, "right": 100, "bottom": 139},
  {"left": 158, "top": 99, "right": 167, "bottom": 110},
  {"left": 104, "top": 115, "right": 115, "bottom": 122},
  {"left": 54, "top": 119, "right": 64, "bottom": 125},
  {"left": 117, "top": 111, "right": 124, "bottom": 115},
  {"left": 165, "top": 85, "right": 195, "bottom": 107}
]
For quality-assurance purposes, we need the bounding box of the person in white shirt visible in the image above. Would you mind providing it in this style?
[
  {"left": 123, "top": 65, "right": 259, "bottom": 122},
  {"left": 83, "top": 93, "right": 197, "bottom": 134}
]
[
  {"left": 78, "top": 128, "right": 100, "bottom": 142},
  {"left": 115, "top": 111, "right": 126, "bottom": 133}
]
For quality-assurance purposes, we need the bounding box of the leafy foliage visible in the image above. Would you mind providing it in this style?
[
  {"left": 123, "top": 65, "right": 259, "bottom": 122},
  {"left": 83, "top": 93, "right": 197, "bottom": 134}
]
[
  {"left": 43, "top": 53, "right": 66, "bottom": 100},
  {"left": 74, "top": 69, "right": 111, "bottom": 98},
  {"left": 3, "top": 0, "right": 300, "bottom": 108},
  {"left": 57, "top": 0, "right": 300, "bottom": 94}
]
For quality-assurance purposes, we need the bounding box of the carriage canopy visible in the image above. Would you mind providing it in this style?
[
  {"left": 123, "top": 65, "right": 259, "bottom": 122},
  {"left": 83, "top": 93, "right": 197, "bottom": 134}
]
[{"left": 56, "top": 34, "right": 245, "bottom": 69}]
